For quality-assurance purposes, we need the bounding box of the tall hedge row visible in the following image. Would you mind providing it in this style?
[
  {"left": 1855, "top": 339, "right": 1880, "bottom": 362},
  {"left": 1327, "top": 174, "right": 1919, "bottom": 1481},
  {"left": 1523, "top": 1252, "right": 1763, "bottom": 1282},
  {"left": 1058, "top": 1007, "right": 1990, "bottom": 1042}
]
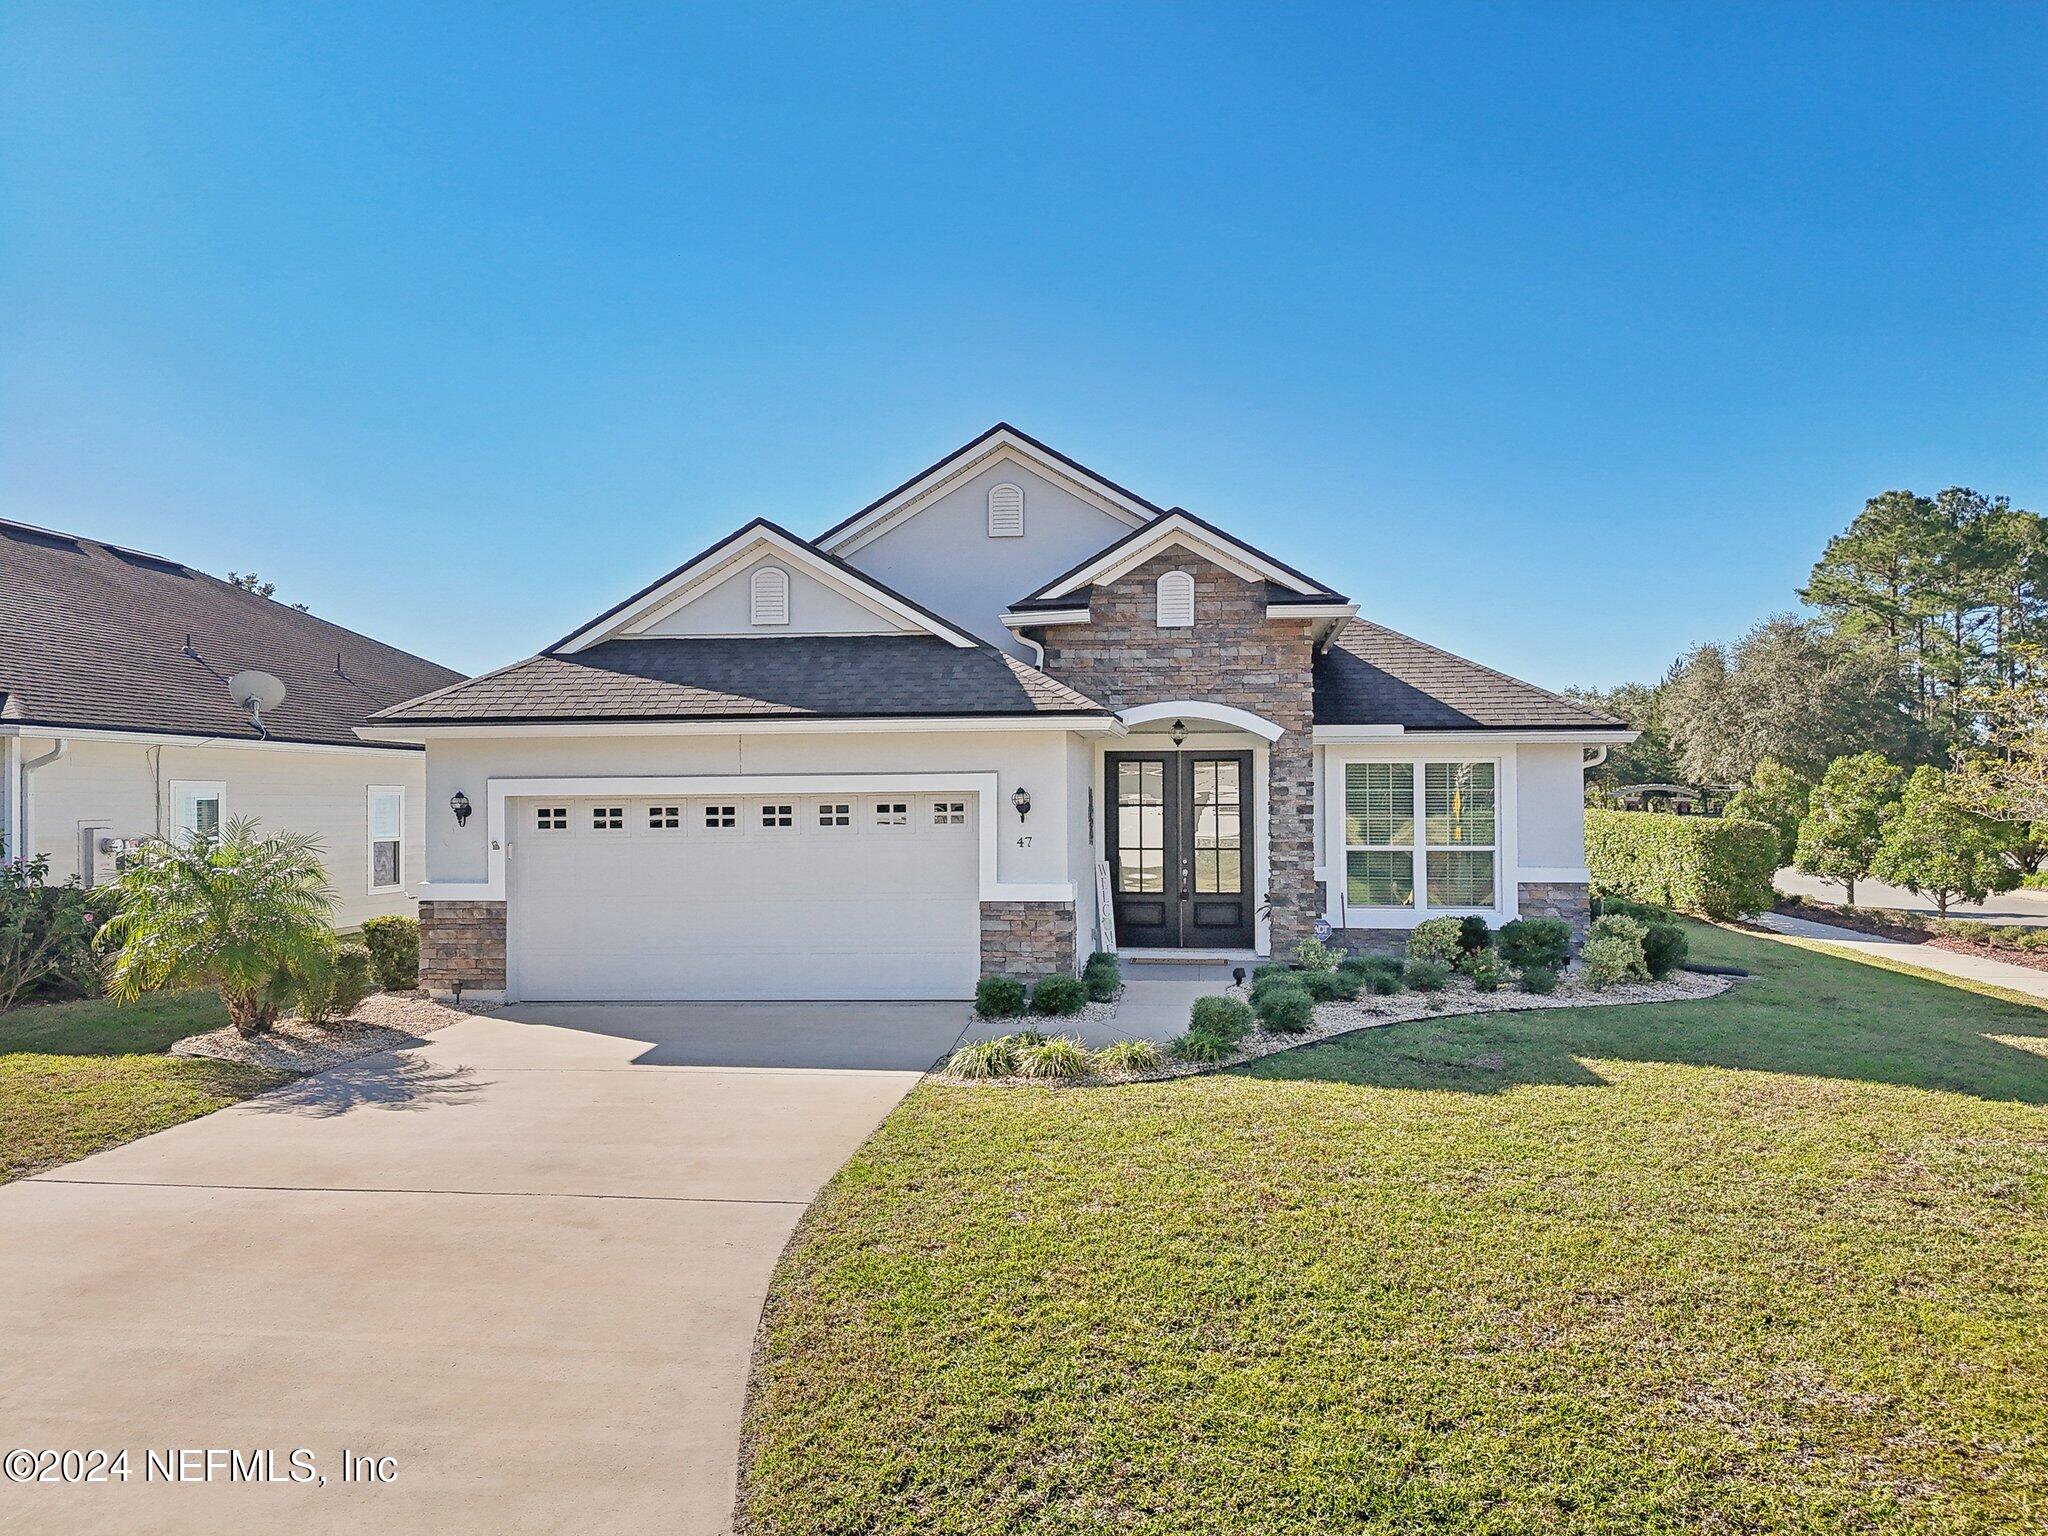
[{"left": 1584, "top": 810, "right": 1778, "bottom": 920}]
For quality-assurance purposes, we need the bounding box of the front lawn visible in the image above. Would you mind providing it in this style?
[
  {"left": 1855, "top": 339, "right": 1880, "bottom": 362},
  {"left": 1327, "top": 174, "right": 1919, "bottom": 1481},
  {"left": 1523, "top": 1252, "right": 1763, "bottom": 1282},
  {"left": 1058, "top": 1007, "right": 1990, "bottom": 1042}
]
[
  {"left": 741, "top": 923, "right": 2048, "bottom": 1534},
  {"left": 0, "top": 991, "right": 288, "bottom": 1182}
]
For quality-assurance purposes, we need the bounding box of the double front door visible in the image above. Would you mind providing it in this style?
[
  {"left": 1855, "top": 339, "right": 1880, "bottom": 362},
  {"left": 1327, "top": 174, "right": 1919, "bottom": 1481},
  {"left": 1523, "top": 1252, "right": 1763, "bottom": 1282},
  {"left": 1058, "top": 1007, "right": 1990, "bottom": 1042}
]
[{"left": 1106, "top": 751, "right": 1255, "bottom": 948}]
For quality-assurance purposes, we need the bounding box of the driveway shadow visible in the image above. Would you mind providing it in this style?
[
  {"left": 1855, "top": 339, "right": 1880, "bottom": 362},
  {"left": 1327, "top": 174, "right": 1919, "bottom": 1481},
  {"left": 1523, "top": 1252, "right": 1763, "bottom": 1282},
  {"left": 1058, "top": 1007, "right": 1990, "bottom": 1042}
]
[
  {"left": 1243, "top": 928, "right": 2048, "bottom": 1105},
  {"left": 246, "top": 1052, "right": 484, "bottom": 1117}
]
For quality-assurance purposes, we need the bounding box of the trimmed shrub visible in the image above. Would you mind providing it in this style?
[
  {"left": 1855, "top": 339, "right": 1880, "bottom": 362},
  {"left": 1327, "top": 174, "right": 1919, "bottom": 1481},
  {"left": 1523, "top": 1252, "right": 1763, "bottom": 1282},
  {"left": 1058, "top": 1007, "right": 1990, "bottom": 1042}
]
[
  {"left": 1294, "top": 937, "right": 1339, "bottom": 972},
  {"left": 1170, "top": 1032, "right": 1232, "bottom": 1063},
  {"left": 1340, "top": 954, "right": 1405, "bottom": 994},
  {"left": 1585, "top": 809, "right": 1778, "bottom": 920},
  {"left": 1251, "top": 962, "right": 1289, "bottom": 981},
  {"left": 1403, "top": 958, "right": 1450, "bottom": 992},
  {"left": 331, "top": 944, "right": 375, "bottom": 1017},
  {"left": 359, "top": 914, "right": 420, "bottom": 992},
  {"left": 1250, "top": 971, "right": 1307, "bottom": 1004},
  {"left": 1457, "top": 915, "right": 1493, "bottom": 956},
  {"left": 1094, "top": 1038, "right": 1161, "bottom": 1075},
  {"left": 1642, "top": 922, "right": 1689, "bottom": 980},
  {"left": 1016, "top": 1035, "right": 1092, "bottom": 1079},
  {"left": 1520, "top": 964, "right": 1560, "bottom": 995},
  {"left": 1255, "top": 985, "right": 1315, "bottom": 1033},
  {"left": 944, "top": 1036, "right": 1020, "bottom": 1079},
  {"left": 974, "top": 975, "right": 1027, "bottom": 1019},
  {"left": 1595, "top": 895, "right": 1675, "bottom": 926},
  {"left": 1590, "top": 912, "right": 1648, "bottom": 947},
  {"left": 1300, "top": 968, "right": 1358, "bottom": 1003},
  {"left": 1358, "top": 965, "right": 1403, "bottom": 996},
  {"left": 1406, "top": 916, "right": 1466, "bottom": 966},
  {"left": 1497, "top": 917, "right": 1571, "bottom": 974},
  {"left": 1082, "top": 953, "right": 1120, "bottom": 1002},
  {"left": 1031, "top": 974, "right": 1088, "bottom": 1017},
  {"left": 1582, "top": 934, "right": 1649, "bottom": 989},
  {"left": 0, "top": 856, "right": 103, "bottom": 1008},
  {"left": 1190, "top": 994, "right": 1253, "bottom": 1046},
  {"left": 1459, "top": 950, "right": 1502, "bottom": 992}
]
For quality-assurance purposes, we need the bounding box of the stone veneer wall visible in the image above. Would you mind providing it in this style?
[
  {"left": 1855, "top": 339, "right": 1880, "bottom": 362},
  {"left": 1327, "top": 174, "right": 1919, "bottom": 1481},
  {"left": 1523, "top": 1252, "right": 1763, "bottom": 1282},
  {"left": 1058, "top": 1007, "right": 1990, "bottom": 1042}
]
[
  {"left": 419, "top": 899, "right": 507, "bottom": 995},
  {"left": 1514, "top": 880, "right": 1592, "bottom": 936},
  {"left": 1036, "top": 550, "right": 1322, "bottom": 949},
  {"left": 980, "top": 901, "right": 1077, "bottom": 977}
]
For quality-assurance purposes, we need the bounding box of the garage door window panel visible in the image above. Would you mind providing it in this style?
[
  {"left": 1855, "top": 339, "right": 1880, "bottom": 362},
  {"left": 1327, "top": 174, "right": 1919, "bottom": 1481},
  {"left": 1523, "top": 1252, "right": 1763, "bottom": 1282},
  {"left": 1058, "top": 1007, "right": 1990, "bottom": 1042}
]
[
  {"left": 704, "top": 804, "right": 738, "bottom": 830},
  {"left": 759, "top": 803, "right": 796, "bottom": 831},
  {"left": 814, "top": 800, "right": 854, "bottom": 832},
  {"left": 588, "top": 805, "right": 626, "bottom": 834},
  {"left": 645, "top": 803, "right": 684, "bottom": 834},
  {"left": 872, "top": 800, "right": 911, "bottom": 831},
  {"left": 535, "top": 805, "right": 569, "bottom": 832}
]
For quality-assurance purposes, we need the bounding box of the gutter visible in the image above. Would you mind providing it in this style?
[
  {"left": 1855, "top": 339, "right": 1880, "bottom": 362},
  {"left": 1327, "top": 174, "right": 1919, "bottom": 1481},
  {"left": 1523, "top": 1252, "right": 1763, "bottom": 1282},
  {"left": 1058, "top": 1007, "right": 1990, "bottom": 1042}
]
[{"left": 14, "top": 736, "right": 66, "bottom": 865}]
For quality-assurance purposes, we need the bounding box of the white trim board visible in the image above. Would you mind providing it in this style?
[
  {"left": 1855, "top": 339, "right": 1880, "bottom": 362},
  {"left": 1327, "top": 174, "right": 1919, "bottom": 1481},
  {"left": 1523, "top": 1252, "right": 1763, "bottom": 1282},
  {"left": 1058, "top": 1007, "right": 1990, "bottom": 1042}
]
[
  {"left": 824, "top": 432, "right": 1158, "bottom": 556},
  {"left": 555, "top": 523, "right": 980, "bottom": 654},
  {"left": 1117, "top": 700, "right": 1286, "bottom": 743},
  {"left": 1312, "top": 726, "right": 1635, "bottom": 745},
  {"left": 0, "top": 724, "right": 421, "bottom": 756},
  {"left": 420, "top": 772, "right": 1074, "bottom": 905}
]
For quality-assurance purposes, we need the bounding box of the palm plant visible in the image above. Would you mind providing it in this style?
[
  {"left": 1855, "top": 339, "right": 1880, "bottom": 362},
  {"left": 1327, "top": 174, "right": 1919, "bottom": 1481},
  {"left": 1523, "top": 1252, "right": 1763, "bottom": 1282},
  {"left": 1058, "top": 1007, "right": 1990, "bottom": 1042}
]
[{"left": 98, "top": 817, "right": 335, "bottom": 1035}]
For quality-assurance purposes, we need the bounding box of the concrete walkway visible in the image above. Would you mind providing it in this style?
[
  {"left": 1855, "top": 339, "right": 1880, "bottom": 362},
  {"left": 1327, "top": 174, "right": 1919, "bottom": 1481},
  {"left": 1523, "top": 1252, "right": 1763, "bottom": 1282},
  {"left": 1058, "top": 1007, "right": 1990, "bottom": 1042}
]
[
  {"left": 1756, "top": 910, "right": 2048, "bottom": 1001},
  {"left": 0, "top": 1003, "right": 969, "bottom": 1536}
]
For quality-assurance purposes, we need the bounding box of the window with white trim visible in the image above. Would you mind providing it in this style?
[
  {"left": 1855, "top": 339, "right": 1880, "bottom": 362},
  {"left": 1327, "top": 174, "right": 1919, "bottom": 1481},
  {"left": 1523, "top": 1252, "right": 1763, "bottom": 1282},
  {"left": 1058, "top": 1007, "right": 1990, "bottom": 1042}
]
[
  {"left": 1156, "top": 569, "right": 1196, "bottom": 627},
  {"left": 874, "top": 800, "right": 909, "bottom": 827},
  {"left": 1343, "top": 763, "right": 1413, "bottom": 908},
  {"left": 932, "top": 799, "right": 967, "bottom": 826},
  {"left": 750, "top": 566, "right": 790, "bottom": 626},
  {"left": 367, "top": 786, "right": 404, "bottom": 891},
  {"left": 987, "top": 482, "right": 1024, "bottom": 537},
  {"left": 761, "top": 803, "right": 794, "bottom": 829},
  {"left": 647, "top": 804, "right": 682, "bottom": 830},
  {"left": 704, "top": 804, "right": 737, "bottom": 830},
  {"left": 1342, "top": 761, "right": 1498, "bottom": 912},
  {"left": 590, "top": 805, "right": 625, "bottom": 832},
  {"left": 170, "top": 781, "right": 224, "bottom": 846},
  {"left": 535, "top": 805, "right": 569, "bottom": 831},
  {"left": 817, "top": 802, "right": 851, "bottom": 828}
]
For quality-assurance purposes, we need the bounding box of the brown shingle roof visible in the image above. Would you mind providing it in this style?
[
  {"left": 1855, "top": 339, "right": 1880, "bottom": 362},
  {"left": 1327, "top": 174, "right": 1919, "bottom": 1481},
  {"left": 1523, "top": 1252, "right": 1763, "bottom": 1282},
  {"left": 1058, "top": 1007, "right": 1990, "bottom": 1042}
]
[
  {"left": 0, "top": 518, "right": 461, "bottom": 748},
  {"left": 1314, "top": 618, "right": 1625, "bottom": 731},
  {"left": 373, "top": 636, "right": 1108, "bottom": 724}
]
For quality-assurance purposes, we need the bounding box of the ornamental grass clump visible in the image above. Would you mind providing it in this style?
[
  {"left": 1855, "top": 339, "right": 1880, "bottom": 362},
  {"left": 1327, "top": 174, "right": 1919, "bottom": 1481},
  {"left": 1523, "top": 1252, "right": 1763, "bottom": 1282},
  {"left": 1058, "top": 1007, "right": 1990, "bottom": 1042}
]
[
  {"left": 944, "top": 1036, "right": 1021, "bottom": 1080},
  {"left": 1093, "top": 1038, "right": 1161, "bottom": 1075},
  {"left": 1015, "top": 1035, "right": 1092, "bottom": 1079},
  {"left": 1169, "top": 1031, "right": 1232, "bottom": 1064}
]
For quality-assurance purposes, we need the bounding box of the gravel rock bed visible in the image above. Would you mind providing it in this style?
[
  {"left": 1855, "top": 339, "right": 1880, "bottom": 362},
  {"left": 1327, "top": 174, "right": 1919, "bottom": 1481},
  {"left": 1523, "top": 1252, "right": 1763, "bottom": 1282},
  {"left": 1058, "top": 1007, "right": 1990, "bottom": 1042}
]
[
  {"left": 171, "top": 991, "right": 492, "bottom": 1074},
  {"left": 969, "top": 997, "right": 1119, "bottom": 1032},
  {"left": 940, "top": 967, "right": 1732, "bottom": 1088}
]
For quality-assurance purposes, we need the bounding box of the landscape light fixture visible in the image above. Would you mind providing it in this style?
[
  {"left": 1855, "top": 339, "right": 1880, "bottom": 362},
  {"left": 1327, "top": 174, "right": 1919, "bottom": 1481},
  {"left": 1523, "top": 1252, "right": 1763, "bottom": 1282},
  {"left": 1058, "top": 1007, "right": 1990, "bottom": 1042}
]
[{"left": 450, "top": 790, "right": 473, "bottom": 827}]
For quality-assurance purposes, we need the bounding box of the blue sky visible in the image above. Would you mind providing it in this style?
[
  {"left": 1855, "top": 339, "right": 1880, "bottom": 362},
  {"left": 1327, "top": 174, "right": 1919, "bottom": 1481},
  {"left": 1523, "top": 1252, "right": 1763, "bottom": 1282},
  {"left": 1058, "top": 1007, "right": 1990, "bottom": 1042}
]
[{"left": 3, "top": 2, "right": 2042, "bottom": 688}]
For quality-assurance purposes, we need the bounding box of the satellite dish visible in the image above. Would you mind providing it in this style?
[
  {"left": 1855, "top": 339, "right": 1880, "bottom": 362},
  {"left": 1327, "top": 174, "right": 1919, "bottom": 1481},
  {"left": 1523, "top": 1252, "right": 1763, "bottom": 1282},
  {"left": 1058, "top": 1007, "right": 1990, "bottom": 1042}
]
[{"left": 227, "top": 670, "right": 287, "bottom": 736}]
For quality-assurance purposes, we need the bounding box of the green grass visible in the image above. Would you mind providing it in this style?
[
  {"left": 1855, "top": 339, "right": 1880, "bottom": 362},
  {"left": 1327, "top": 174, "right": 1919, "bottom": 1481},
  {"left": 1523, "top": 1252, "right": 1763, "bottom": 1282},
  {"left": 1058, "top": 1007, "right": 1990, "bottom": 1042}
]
[
  {"left": 741, "top": 923, "right": 2048, "bottom": 1534},
  {"left": 0, "top": 991, "right": 288, "bottom": 1182}
]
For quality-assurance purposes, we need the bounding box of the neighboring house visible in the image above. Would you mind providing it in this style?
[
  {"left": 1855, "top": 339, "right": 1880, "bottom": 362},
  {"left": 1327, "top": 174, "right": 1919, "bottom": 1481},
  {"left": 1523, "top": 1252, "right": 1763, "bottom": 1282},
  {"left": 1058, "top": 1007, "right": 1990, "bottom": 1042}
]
[
  {"left": 365, "top": 425, "right": 1632, "bottom": 1002},
  {"left": 0, "top": 518, "right": 462, "bottom": 929}
]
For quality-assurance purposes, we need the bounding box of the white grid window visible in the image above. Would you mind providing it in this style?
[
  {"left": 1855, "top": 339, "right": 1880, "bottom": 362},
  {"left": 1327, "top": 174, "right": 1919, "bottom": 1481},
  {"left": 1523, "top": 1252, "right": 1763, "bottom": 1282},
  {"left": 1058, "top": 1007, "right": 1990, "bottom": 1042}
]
[
  {"left": 1341, "top": 761, "right": 1498, "bottom": 912},
  {"left": 704, "top": 804, "right": 737, "bottom": 830},
  {"left": 536, "top": 805, "right": 569, "bottom": 831},
  {"left": 591, "top": 805, "right": 625, "bottom": 832},
  {"left": 368, "top": 786, "right": 404, "bottom": 892},
  {"left": 647, "top": 804, "right": 682, "bottom": 830},
  {"left": 874, "top": 800, "right": 910, "bottom": 827},
  {"left": 932, "top": 800, "right": 967, "bottom": 826},
  {"left": 818, "top": 802, "right": 852, "bottom": 828},
  {"left": 761, "top": 803, "right": 795, "bottom": 829}
]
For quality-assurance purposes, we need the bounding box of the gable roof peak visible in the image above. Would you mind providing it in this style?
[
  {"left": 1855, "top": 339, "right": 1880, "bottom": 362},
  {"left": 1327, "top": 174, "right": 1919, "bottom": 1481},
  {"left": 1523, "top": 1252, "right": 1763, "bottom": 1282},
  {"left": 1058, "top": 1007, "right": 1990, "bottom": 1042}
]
[{"left": 1018, "top": 503, "right": 1347, "bottom": 605}]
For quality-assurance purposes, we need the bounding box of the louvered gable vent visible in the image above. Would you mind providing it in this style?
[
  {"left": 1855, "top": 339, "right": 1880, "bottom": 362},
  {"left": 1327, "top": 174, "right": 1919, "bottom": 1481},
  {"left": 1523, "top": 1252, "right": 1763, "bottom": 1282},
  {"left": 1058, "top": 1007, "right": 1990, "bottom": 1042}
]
[
  {"left": 1156, "top": 569, "right": 1196, "bottom": 627},
  {"left": 750, "top": 566, "right": 790, "bottom": 626},
  {"left": 987, "top": 482, "right": 1025, "bottom": 537}
]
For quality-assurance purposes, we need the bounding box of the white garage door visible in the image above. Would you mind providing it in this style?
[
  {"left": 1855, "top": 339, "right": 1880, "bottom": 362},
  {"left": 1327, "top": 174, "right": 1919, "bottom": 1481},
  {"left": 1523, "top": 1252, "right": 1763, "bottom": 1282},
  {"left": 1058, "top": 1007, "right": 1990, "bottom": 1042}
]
[{"left": 506, "top": 792, "right": 981, "bottom": 1001}]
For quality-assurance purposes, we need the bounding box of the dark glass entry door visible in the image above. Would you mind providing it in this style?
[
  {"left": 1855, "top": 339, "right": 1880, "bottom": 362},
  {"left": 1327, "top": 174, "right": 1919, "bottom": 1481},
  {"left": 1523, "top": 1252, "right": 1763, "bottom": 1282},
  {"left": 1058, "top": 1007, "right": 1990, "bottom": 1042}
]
[{"left": 1106, "top": 751, "right": 1254, "bottom": 948}]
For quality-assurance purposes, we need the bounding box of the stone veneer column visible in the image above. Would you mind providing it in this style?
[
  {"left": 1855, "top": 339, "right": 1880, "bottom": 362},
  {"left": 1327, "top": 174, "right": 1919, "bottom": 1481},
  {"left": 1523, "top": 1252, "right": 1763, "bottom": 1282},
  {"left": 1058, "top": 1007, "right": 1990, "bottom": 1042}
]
[
  {"left": 1514, "top": 881, "right": 1592, "bottom": 938},
  {"left": 1036, "top": 550, "right": 1321, "bottom": 951},
  {"left": 419, "top": 899, "right": 507, "bottom": 998},
  {"left": 979, "top": 901, "right": 1077, "bottom": 977}
]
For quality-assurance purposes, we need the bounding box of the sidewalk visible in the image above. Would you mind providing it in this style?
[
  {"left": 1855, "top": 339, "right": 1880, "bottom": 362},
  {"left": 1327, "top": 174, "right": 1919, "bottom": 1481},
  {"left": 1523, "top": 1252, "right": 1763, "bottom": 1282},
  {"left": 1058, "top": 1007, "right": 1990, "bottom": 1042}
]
[{"left": 1755, "top": 911, "right": 2048, "bottom": 1003}]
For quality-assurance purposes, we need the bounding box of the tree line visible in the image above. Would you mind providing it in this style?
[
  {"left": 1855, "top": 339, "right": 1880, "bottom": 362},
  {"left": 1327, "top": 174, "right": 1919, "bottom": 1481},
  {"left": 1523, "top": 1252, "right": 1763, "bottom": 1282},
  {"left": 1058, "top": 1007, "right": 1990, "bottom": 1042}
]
[{"left": 1570, "top": 485, "right": 2048, "bottom": 908}]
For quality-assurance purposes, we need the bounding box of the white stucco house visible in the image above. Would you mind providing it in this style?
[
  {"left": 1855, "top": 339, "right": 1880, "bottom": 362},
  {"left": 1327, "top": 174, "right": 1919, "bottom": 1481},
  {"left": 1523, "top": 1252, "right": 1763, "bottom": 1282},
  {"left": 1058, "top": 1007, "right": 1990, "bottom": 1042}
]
[
  {"left": 0, "top": 518, "right": 461, "bottom": 929},
  {"left": 364, "top": 425, "right": 1631, "bottom": 1002}
]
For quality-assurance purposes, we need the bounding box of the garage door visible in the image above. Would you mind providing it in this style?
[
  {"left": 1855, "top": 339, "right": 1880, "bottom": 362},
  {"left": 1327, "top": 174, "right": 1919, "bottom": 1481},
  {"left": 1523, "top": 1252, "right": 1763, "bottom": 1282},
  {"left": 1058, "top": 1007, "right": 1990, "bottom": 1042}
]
[{"left": 506, "top": 792, "right": 981, "bottom": 1001}]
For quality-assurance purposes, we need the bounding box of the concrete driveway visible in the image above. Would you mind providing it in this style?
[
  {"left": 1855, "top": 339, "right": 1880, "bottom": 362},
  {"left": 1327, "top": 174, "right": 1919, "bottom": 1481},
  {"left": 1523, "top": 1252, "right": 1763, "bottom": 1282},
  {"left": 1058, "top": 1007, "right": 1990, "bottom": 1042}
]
[{"left": 0, "top": 1002, "right": 969, "bottom": 1536}]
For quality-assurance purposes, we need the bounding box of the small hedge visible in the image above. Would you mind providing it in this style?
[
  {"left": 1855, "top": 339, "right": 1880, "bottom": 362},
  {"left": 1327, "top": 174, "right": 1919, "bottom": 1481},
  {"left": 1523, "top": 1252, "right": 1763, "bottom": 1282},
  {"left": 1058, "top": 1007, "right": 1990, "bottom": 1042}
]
[
  {"left": 1254, "top": 986, "right": 1314, "bottom": 1033},
  {"left": 1403, "top": 958, "right": 1449, "bottom": 992},
  {"left": 1498, "top": 917, "right": 1571, "bottom": 973},
  {"left": 1405, "top": 917, "right": 1467, "bottom": 966},
  {"left": 1031, "top": 975, "right": 1089, "bottom": 1017},
  {"left": 1082, "top": 952, "right": 1121, "bottom": 1002},
  {"left": 1585, "top": 809, "right": 1777, "bottom": 920},
  {"left": 1642, "top": 922, "right": 1688, "bottom": 979},
  {"left": 1190, "top": 995, "right": 1253, "bottom": 1047},
  {"left": 359, "top": 914, "right": 419, "bottom": 991},
  {"left": 974, "top": 975, "right": 1028, "bottom": 1019}
]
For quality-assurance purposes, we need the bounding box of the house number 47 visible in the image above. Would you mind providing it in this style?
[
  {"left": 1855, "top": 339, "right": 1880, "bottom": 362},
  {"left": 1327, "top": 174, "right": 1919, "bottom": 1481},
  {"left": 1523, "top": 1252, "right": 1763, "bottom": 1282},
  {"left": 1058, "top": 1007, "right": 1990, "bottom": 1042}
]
[{"left": 1015, "top": 835, "right": 1032, "bottom": 848}]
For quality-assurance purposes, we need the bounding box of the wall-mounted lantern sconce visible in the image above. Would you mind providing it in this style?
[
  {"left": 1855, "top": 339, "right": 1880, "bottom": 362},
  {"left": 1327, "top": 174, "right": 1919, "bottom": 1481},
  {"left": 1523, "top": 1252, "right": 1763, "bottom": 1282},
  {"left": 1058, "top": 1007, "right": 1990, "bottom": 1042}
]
[
  {"left": 1012, "top": 786, "right": 1032, "bottom": 821},
  {"left": 1170, "top": 718, "right": 1187, "bottom": 746},
  {"left": 450, "top": 790, "right": 473, "bottom": 827}
]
